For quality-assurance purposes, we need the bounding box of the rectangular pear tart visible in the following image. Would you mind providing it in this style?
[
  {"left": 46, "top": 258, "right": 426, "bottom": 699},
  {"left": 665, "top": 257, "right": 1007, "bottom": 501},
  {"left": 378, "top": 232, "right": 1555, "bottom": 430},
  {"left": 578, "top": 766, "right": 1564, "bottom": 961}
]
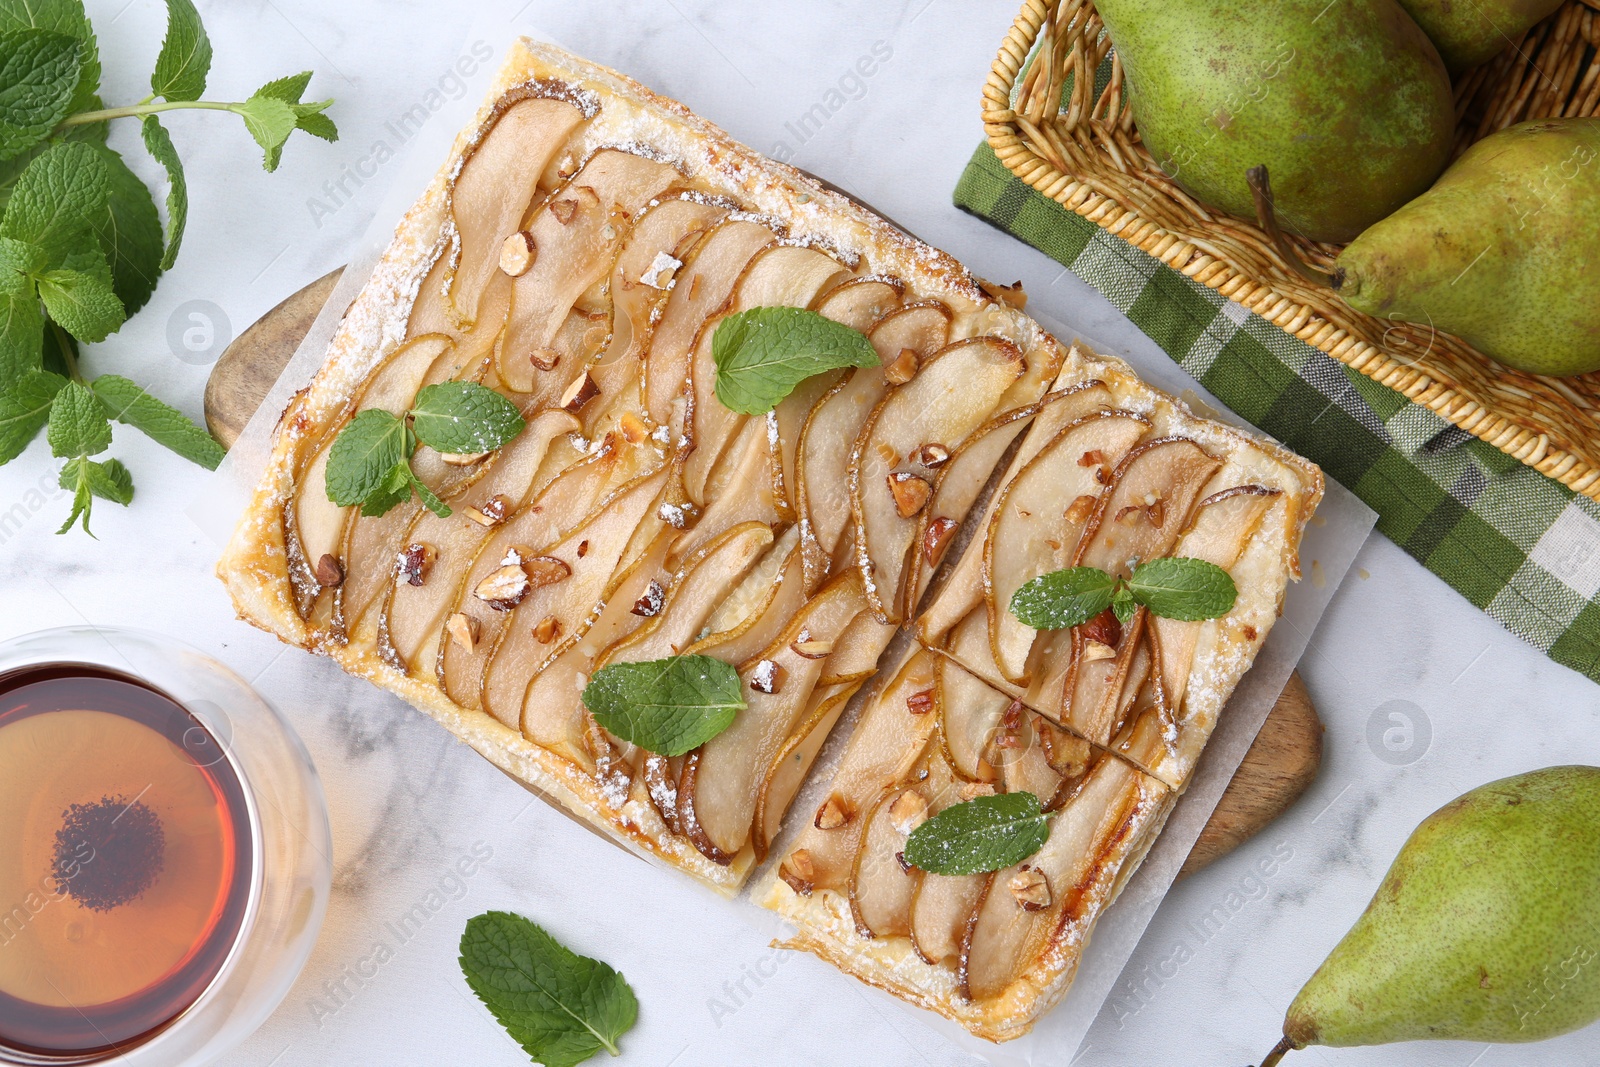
[{"left": 217, "top": 37, "right": 1322, "bottom": 1037}]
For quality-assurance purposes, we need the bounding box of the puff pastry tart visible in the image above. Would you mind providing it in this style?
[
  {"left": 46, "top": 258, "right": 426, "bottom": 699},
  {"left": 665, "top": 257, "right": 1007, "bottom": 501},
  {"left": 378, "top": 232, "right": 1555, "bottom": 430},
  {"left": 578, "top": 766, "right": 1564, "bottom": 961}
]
[{"left": 217, "top": 37, "right": 1321, "bottom": 1037}]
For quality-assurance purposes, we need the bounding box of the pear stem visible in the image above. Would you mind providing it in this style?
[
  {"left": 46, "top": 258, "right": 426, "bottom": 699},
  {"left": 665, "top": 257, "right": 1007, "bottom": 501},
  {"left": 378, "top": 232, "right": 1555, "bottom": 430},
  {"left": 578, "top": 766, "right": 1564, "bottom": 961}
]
[
  {"left": 1258, "top": 1035, "right": 1296, "bottom": 1067},
  {"left": 1245, "top": 166, "right": 1336, "bottom": 289}
]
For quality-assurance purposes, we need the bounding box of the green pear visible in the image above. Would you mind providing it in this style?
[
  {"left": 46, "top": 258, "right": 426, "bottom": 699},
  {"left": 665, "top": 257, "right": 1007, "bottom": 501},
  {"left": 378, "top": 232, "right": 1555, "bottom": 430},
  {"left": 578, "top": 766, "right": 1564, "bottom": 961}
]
[
  {"left": 1396, "top": 0, "right": 1565, "bottom": 72},
  {"left": 1096, "top": 0, "right": 1456, "bottom": 243},
  {"left": 1261, "top": 766, "right": 1600, "bottom": 1066},
  {"left": 1335, "top": 118, "right": 1600, "bottom": 377}
]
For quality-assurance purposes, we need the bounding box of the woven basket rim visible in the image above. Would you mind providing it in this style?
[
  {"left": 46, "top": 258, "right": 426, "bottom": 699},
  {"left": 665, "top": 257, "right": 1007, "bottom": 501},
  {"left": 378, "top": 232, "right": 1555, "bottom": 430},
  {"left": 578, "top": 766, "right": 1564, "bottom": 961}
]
[{"left": 982, "top": 0, "right": 1600, "bottom": 501}]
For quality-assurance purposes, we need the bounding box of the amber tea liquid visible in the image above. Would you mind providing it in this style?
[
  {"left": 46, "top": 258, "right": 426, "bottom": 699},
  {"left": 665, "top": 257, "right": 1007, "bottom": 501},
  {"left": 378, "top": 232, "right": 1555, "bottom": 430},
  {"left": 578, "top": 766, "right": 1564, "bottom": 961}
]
[{"left": 0, "top": 666, "right": 253, "bottom": 1062}]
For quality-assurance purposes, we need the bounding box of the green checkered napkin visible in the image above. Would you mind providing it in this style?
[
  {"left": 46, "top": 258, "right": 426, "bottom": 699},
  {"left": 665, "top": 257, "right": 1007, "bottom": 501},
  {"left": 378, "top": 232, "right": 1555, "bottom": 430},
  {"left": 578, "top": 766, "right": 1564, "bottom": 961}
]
[{"left": 955, "top": 142, "right": 1600, "bottom": 683}]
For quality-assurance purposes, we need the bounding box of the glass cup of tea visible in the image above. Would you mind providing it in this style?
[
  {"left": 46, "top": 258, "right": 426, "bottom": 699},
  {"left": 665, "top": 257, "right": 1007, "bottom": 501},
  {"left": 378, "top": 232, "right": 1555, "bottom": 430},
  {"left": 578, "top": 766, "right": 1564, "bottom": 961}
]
[{"left": 0, "top": 626, "right": 332, "bottom": 1066}]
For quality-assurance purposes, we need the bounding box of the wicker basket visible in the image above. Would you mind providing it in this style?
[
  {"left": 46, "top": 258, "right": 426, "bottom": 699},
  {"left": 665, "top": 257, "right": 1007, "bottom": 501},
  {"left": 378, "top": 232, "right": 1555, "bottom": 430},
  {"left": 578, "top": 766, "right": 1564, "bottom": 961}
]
[{"left": 984, "top": 0, "right": 1600, "bottom": 499}]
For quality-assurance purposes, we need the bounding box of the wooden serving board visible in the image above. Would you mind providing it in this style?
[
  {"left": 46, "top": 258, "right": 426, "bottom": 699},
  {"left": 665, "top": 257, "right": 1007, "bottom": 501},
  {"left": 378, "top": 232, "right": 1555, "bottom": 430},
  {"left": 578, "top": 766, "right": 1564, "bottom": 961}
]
[{"left": 205, "top": 268, "right": 1322, "bottom": 880}]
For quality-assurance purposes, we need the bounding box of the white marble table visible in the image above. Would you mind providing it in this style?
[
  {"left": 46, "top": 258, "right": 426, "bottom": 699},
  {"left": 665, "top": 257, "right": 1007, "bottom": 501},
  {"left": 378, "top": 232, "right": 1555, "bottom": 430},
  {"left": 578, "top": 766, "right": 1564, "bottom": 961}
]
[{"left": 5, "top": 2, "right": 1600, "bottom": 1065}]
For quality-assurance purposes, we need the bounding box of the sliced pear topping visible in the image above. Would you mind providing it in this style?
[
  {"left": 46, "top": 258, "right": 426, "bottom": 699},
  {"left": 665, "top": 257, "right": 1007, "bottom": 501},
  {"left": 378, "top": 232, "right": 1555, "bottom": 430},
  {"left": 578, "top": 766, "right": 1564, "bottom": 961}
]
[
  {"left": 817, "top": 611, "right": 897, "bottom": 687},
  {"left": 814, "top": 276, "right": 903, "bottom": 331},
  {"left": 752, "top": 684, "right": 857, "bottom": 858},
  {"left": 643, "top": 220, "right": 776, "bottom": 430},
  {"left": 867, "top": 300, "right": 952, "bottom": 363},
  {"left": 668, "top": 418, "right": 783, "bottom": 566},
  {"left": 937, "top": 655, "right": 1008, "bottom": 783},
  {"left": 685, "top": 529, "right": 805, "bottom": 667},
  {"left": 444, "top": 92, "right": 587, "bottom": 328},
  {"left": 851, "top": 337, "right": 1027, "bottom": 623},
  {"left": 997, "top": 703, "right": 1066, "bottom": 808},
  {"left": 911, "top": 868, "right": 986, "bottom": 966},
  {"left": 496, "top": 150, "right": 680, "bottom": 393},
  {"left": 1076, "top": 437, "right": 1222, "bottom": 577},
  {"left": 961, "top": 751, "right": 1158, "bottom": 1001},
  {"left": 681, "top": 571, "right": 866, "bottom": 862},
  {"left": 984, "top": 412, "right": 1150, "bottom": 685},
  {"left": 849, "top": 787, "right": 922, "bottom": 938}
]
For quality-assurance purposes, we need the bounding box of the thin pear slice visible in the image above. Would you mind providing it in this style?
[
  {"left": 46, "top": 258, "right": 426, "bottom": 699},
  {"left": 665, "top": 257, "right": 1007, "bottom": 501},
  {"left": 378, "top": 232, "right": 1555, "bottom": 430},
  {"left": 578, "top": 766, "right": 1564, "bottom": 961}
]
[
  {"left": 440, "top": 443, "right": 626, "bottom": 709},
  {"left": 1149, "top": 485, "right": 1280, "bottom": 713},
  {"left": 477, "top": 469, "right": 668, "bottom": 745},
  {"left": 848, "top": 785, "right": 924, "bottom": 938},
  {"left": 796, "top": 300, "right": 951, "bottom": 592},
  {"left": 288, "top": 334, "right": 456, "bottom": 616},
  {"left": 443, "top": 90, "right": 589, "bottom": 329},
  {"left": 769, "top": 372, "right": 839, "bottom": 527},
  {"left": 681, "top": 245, "right": 850, "bottom": 507},
  {"left": 985, "top": 412, "right": 1151, "bottom": 685},
  {"left": 751, "top": 682, "right": 859, "bottom": 859},
  {"left": 908, "top": 755, "right": 989, "bottom": 965},
  {"left": 777, "top": 649, "right": 938, "bottom": 895},
  {"left": 497, "top": 149, "right": 680, "bottom": 392},
  {"left": 916, "top": 382, "right": 1115, "bottom": 646},
  {"left": 668, "top": 417, "right": 782, "bottom": 566},
  {"left": 960, "top": 751, "right": 1167, "bottom": 1002},
  {"left": 681, "top": 571, "right": 866, "bottom": 863},
  {"left": 1061, "top": 608, "right": 1148, "bottom": 747},
  {"left": 938, "top": 654, "right": 1008, "bottom": 783},
  {"left": 596, "top": 194, "right": 730, "bottom": 368},
  {"left": 851, "top": 337, "right": 1027, "bottom": 624},
  {"left": 1075, "top": 437, "right": 1222, "bottom": 577},
  {"left": 814, "top": 276, "right": 903, "bottom": 331},
  {"left": 385, "top": 410, "right": 580, "bottom": 673},
  {"left": 643, "top": 753, "right": 686, "bottom": 833},
  {"left": 643, "top": 220, "right": 776, "bottom": 430},
  {"left": 997, "top": 703, "right": 1066, "bottom": 808},
  {"left": 684, "top": 530, "right": 805, "bottom": 667},
  {"left": 817, "top": 610, "right": 897, "bottom": 687},
  {"left": 597, "top": 520, "right": 774, "bottom": 669}
]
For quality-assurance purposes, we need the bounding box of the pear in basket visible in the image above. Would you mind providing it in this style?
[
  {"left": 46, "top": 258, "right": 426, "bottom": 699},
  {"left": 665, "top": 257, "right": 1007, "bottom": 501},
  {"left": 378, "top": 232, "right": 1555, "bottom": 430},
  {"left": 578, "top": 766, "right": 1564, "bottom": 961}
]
[{"left": 1396, "top": 0, "right": 1566, "bottom": 73}]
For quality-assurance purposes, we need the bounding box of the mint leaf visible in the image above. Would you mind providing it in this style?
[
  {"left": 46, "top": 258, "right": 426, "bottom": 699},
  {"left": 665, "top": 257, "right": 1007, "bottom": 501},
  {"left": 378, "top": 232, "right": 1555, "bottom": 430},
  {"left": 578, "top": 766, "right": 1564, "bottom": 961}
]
[
  {"left": 1111, "top": 585, "right": 1138, "bottom": 625},
  {"left": 0, "top": 0, "right": 99, "bottom": 115},
  {"left": 1128, "top": 557, "right": 1238, "bottom": 621},
  {"left": 459, "top": 911, "right": 637, "bottom": 1067},
  {"left": 0, "top": 141, "right": 109, "bottom": 266},
  {"left": 250, "top": 71, "right": 337, "bottom": 145},
  {"left": 0, "top": 238, "right": 41, "bottom": 384},
  {"left": 712, "top": 305, "right": 879, "bottom": 415},
  {"left": 139, "top": 116, "right": 186, "bottom": 270},
  {"left": 325, "top": 409, "right": 408, "bottom": 507},
  {"left": 91, "top": 374, "right": 223, "bottom": 470},
  {"left": 36, "top": 266, "right": 122, "bottom": 341},
  {"left": 46, "top": 378, "right": 108, "bottom": 458},
  {"left": 252, "top": 70, "right": 312, "bottom": 105},
  {"left": 1009, "top": 566, "right": 1118, "bottom": 631},
  {"left": 55, "top": 455, "right": 131, "bottom": 536},
  {"left": 583, "top": 655, "right": 745, "bottom": 757},
  {"left": 407, "top": 466, "right": 450, "bottom": 518},
  {"left": 0, "top": 368, "right": 63, "bottom": 462},
  {"left": 150, "top": 0, "right": 209, "bottom": 102},
  {"left": 359, "top": 460, "right": 413, "bottom": 518},
  {"left": 903, "top": 792, "right": 1050, "bottom": 876},
  {"left": 411, "top": 381, "right": 525, "bottom": 455},
  {"left": 236, "top": 93, "right": 297, "bottom": 172},
  {"left": 0, "top": 30, "right": 80, "bottom": 161},
  {"left": 86, "top": 145, "right": 162, "bottom": 314}
]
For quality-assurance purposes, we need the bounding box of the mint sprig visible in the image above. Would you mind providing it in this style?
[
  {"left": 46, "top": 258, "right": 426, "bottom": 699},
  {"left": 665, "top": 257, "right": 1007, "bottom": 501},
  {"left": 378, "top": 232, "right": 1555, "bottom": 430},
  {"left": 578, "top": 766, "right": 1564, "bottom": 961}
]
[
  {"left": 460, "top": 911, "right": 638, "bottom": 1067},
  {"left": 711, "top": 305, "right": 880, "bottom": 415},
  {"left": 582, "top": 655, "right": 746, "bottom": 757},
  {"left": 1010, "top": 557, "right": 1238, "bottom": 631},
  {"left": 903, "top": 792, "right": 1051, "bottom": 876},
  {"left": 324, "top": 382, "right": 525, "bottom": 520},
  {"left": 0, "top": 0, "right": 339, "bottom": 536}
]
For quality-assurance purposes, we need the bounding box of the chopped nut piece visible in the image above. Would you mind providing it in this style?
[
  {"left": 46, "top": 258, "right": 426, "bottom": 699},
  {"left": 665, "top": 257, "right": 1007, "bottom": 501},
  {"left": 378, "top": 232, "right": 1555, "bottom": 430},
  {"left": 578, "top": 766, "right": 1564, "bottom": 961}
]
[
  {"left": 1115, "top": 504, "right": 1145, "bottom": 524},
  {"left": 791, "top": 638, "right": 834, "bottom": 660},
  {"left": 1080, "top": 607, "right": 1123, "bottom": 649},
  {"left": 446, "top": 612, "right": 479, "bottom": 652},
  {"left": 997, "top": 700, "right": 1025, "bottom": 748},
  {"left": 442, "top": 450, "right": 491, "bottom": 467},
  {"left": 780, "top": 849, "right": 816, "bottom": 895},
  {"left": 499, "top": 231, "right": 536, "bottom": 277},
  {"left": 895, "top": 851, "right": 913, "bottom": 873},
  {"left": 886, "top": 471, "right": 932, "bottom": 519},
  {"left": 888, "top": 790, "right": 930, "bottom": 835},
  {"left": 315, "top": 553, "right": 344, "bottom": 588},
  {"left": 549, "top": 197, "right": 578, "bottom": 224},
  {"left": 464, "top": 494, "right": 511, "bottom": 528},
  {"left": 884, "top": 347, "right": 919, "bottom": 385},
  {"left": 1147, "top": 498, "right": 1167, "bottom": 528},
  {"left": 533, "top": 615, "right": 562, "bottom": 644},
  {"left": 475, "top": 563, "right": 531, "bottom": 610},
  {"left": 524, "top": 556, "right": 573, "bottom": 588},
  {"left": 814, "top": 797, "right": 852, "bottom": 830},
  {"left": 922, "top": 516, "right": 959, "bottom": 567},
  {"left": 560, "top": 371, "right": 601, "bottom": 413},
  {"left": 905, "top": 689, "right": 935, "bottom": 715},
  {"left": 1082, "top": 639, "right": 1117, "bottom": 662},
  {"left": 912, "top": 443, "right": 950, "bottom": 469},
  {"left": 529, "top": 348, "right": 561, "bottom": 372},
  {"left": 959, "top": 781, "right": 997, "bottom": 801},
  {"left": 395, "top": 542, "right": 436, "bottom": 587},
  {"left": 619, "top": 411, "right": 650, "bottom": 444},
  {"left": 631, "top": 579, "right": 666, "bottom": 617},
  {"left": 1009, "top": 866, "right": 1052, "bottom": 911},
  {"left": 1078, "top": 449, "right": 1105, "bottom": 469},
  {"left": 577, "top": 539, "right": 590, "bottom": 559},
  {"left": 978, "top": 277, "right": 1028, "bottom": 310},
  {"left": 639, "top": 250, "right": 681, "bottom": 289},
  {"left": 1065, "top": 494, "right": 1097, "bottom": 525},
  {"left": 749, "top": 658, "right": 787, "bottom": 695}
]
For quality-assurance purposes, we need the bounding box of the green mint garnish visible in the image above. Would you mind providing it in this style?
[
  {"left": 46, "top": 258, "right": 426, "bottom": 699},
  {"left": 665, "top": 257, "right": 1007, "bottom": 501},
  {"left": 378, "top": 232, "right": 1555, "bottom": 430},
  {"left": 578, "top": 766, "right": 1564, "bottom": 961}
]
[
  {"left": 324, "top": 382, "right": 524, "bottom": 520},
  {"left": 459, "top": 911, "right": 638, "bottom": 1067},
  {"left": 711, "top": 305, "right": 880, "bottom": 415},
  {"left": 582, "top": 655, "right": 746, "bottom": 757},
  {"left": 903, "top": 792, "right": 1051, "bottom": 876},
  {"left": 0, "top": 0, "right": 341, "bottom": 535},
  {"left": 1010, "top": 557, "right": 1238, "bottom": 630}
]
